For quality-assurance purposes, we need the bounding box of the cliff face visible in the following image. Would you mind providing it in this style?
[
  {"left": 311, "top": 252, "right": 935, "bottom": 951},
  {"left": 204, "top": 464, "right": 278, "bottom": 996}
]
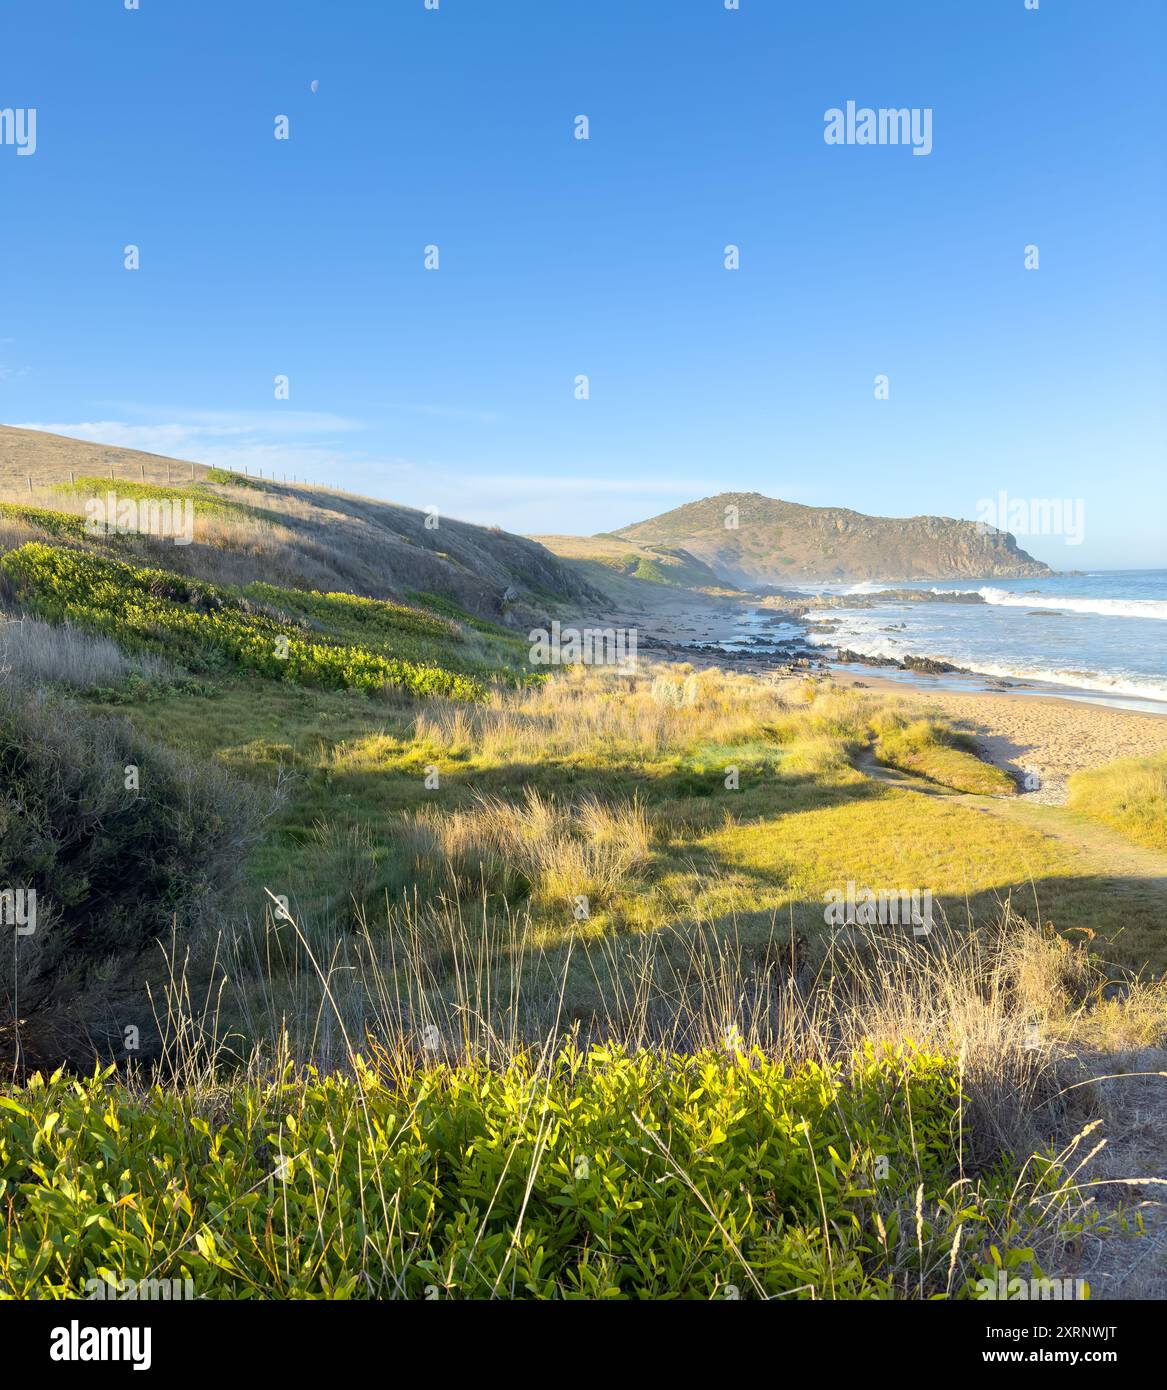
[{"left": 614, "top": 492, "right": 1051, "bottom": 585}]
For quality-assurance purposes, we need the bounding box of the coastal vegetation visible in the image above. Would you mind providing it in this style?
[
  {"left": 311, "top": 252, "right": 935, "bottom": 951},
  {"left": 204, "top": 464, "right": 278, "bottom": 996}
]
[{"left": 1, "top": 446, "right": 1163, "bottom": 1299}]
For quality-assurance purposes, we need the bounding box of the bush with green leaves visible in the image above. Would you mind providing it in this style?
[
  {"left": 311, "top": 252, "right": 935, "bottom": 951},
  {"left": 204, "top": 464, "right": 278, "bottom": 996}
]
[
  {"left": 0, "top": 502, "right": 88, "bottom": 543},
  {"left": 1, "top": 543, "right": 489, "bottom": 702},
  {"left": 51, "top": 475, "right": 264, "bottom": 525},
  {"left": 0, "top": 1046, "right": 1072, "bottom": 1299},
  {"left": 244, "top": 581, "right": 459, "bottom": 644},
  {"left": 204, "top": 467, "right": 260, "bottom": 489}
]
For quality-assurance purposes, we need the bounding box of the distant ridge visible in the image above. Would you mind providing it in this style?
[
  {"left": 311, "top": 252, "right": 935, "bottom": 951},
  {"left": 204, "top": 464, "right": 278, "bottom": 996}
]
[{"left": 613, "top": 491, "right": 1052, "bottom": 584}]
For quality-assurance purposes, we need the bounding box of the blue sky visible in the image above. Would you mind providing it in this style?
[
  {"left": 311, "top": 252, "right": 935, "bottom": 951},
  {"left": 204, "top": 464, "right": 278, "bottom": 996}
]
[{"left": 1, "top": 0, "right": 1163, "bottom": 566}]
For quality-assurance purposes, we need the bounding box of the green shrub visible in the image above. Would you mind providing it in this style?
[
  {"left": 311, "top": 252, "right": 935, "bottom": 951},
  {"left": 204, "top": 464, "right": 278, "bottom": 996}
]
[
  {"left": 204, "top": 468, "right": 261, "bottom": 489},
  {"left": 0, "top": 502, "right": 88, "bottom": 543},
  {"left": 0, "top": 543, "right": 488, "bottom": 702},
  {"left": 245, "top": 582, "right": 459, "bottom": 642},
  {"left": 0, "top": 1046, "right": 1056, "bottom": 1299}
]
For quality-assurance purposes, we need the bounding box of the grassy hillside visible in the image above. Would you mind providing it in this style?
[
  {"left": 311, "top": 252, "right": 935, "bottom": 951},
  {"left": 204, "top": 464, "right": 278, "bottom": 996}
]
[
  {"left": 615, "top": 491, "right": 1051, "bottom": 584},
  {"left": 0, "top": 426, "right": 599, "bottom": 625},
  {"left": 1, "top": 543, "right": 516, "bottom": 701},
  {"left": 532, "top": 532, "right": 740, "bottom": 595}
]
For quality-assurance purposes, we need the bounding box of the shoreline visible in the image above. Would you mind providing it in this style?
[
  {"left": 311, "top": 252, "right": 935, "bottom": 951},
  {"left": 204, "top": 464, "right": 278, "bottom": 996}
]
[
  {"left": 598, "top": 588, "right": 1167, "bottom": 719},
  {"left": 640, "top": 620, "right": 1167, "bottom": 720},
  {"left": 562, "top": 552, "right": 1167, "bottom": 727},
  {"left": 824, "top": 655, "right": 1167, "bottom": 718},
  {"left": 573, "top": 591, "right": 1167, "bottom": 799}
]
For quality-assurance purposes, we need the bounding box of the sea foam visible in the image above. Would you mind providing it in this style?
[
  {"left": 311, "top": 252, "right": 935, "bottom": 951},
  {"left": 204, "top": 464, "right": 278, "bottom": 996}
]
[{"left": 976, "top": 588, "right": 1167, "bottom": 621}]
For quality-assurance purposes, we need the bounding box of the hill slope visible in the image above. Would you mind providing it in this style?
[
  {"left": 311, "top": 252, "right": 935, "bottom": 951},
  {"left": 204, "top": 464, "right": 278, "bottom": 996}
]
[
  {"left": 614, "top": 491, "right": 1051, "bottom": 585},
  {"left": 531, "top": 533, "right": 739, "bottom": 594},
  {"left": 0, "top": 424, "right": 598, "bottom": 625}
]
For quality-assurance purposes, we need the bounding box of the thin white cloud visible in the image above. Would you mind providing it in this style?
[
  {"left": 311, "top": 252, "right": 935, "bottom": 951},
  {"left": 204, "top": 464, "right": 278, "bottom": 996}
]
[
  {"left": 360, "top": 462, "right": 706, "bottom": 534},
  {"left": 370, "top": 461, "right": 700, "bottom": 499},
  {"left": 477, "top": 474, "right": 698, "bottom": 498},
  {"left": 18, "top": 413, "right": 360, "bottom": 443},
  {"left": 136, "top": 408, "right": 364, "bottom": 434},
  {"left": 13, "top": 418, "right": 365, "bottom": 477}
]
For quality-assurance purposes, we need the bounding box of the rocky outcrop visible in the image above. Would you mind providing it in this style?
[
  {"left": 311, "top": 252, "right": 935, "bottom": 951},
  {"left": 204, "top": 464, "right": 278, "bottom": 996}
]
[{"left": 614, "top": 492, "right": 1051, "bottom": 585}]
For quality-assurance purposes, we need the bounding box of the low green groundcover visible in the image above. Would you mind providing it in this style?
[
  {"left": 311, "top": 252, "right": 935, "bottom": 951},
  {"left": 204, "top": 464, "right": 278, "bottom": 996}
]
[{"left": 0, "top": 1046, "right": 1054, "bottom": 1300}]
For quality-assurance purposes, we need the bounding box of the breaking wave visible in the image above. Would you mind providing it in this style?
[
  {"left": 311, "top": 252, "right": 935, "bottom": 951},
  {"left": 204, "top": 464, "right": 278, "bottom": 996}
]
[{"left": 975, "top": 588, "right": 1167, "bottom": 621}]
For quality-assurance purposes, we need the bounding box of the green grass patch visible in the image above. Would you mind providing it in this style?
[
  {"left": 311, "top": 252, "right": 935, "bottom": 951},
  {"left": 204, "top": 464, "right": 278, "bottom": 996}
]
[
  {"left": 1068, "top": 751, "right": 1167, "bottom": 851},
  {"left": 246, "top": 582, "right": 459, "bottom": 643},
  {"left": 874, "top": 717, "right": 1016, "bottom": 796},
  {"left": 86, "top": 671, "right": 1165, "bottom": 965},
  {"left": 52, "top": 475, "right": 268, "bottom": 524},
  {"left": 405, "top": 589, "right": 510, "bottom": 635},
  {"left": 686, "top": 781, "right": 1147, "bottom": 948},
  {"left": 0, "top": 501, "right": 88, "bottom": 542}
]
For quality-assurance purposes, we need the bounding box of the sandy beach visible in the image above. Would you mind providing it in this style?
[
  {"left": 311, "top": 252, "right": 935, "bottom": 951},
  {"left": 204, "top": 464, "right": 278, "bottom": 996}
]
[{"left": 831, "top": 670, "right": 1167, "bottom": 801}]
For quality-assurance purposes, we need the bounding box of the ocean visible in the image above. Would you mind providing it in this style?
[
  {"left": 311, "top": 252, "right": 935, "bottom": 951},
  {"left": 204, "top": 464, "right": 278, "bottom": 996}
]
[{"left": 731, "top": 571, "right": 1167, "bottom": 714}]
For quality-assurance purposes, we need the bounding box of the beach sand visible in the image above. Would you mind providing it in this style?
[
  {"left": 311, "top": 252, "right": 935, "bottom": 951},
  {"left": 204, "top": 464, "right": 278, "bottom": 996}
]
[{"left": 831, "top": 671, "right": 1167, "bottom": 801}]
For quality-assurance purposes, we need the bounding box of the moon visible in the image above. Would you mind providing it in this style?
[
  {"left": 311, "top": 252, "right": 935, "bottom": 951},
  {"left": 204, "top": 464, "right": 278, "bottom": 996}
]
[{"left": 310, "top": 79, "right": 319, "bottom": 94}]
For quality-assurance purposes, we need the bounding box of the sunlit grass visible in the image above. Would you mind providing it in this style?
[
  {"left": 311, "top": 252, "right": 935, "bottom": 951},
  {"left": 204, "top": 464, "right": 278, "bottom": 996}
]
[
  {"left": 872, "top": 711, "right": 1017, "bottom": 796},
  {"left": 1068, "top": 751, "right": 1167, "bottom": 851}
]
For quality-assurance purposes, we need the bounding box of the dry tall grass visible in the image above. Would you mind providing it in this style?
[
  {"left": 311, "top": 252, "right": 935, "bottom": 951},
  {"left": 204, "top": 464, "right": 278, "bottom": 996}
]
[
  {"left": 400, "top": 788, "right": 653, "bottom": 910},
  {"left": 0, "top": 613, "right": 168, "bottom": 689},
  {"left": 182, "top": 892, "right": 1167, "bottom": 1204},
  {"left": 411, "top": 662, "right": 882, "bottom": 765}
]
